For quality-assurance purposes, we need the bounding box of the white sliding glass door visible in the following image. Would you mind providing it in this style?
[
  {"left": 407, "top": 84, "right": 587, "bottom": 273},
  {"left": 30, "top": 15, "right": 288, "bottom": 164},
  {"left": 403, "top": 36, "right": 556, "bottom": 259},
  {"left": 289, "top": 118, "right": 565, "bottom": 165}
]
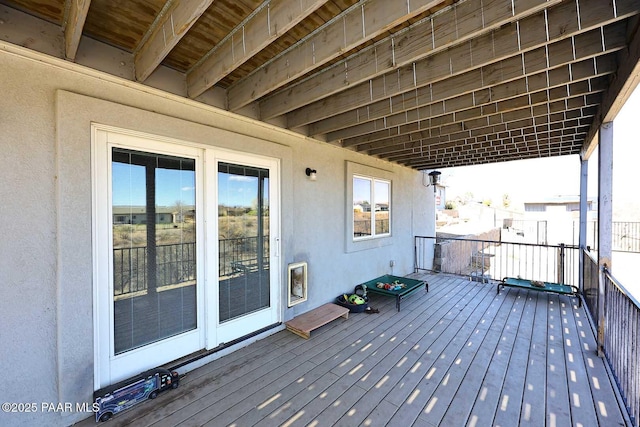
[{"left": 93, "top": 127, "right": 280, "bottom": 388}]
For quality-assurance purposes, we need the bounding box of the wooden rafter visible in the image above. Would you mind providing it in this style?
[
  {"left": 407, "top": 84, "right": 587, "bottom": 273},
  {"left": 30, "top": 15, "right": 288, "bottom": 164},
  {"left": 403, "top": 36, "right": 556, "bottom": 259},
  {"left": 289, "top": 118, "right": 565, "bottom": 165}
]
[
  {"left": 348, "top": 99, "right": 599, "bottom": 152},
  {"left": 226, "top": 0, "right": 445, "bottom": 111},
  {"left": 360, "top": 97, "right": 600, "bottom": 157},
  {"left": 401, "top": 133, "right": 585, "bottom": 169},
  {"left": 135, "top": 0, "right": 214, "bottom": 82},
  {"left": 581, "top": 15, "right": 640, "bottom": 159},
  {"left": 297, "top": 0, "right": 635, "bottom": 134},
  {"left": 366, "top": 88, "right": 603, "bottom": 159},
  {"left": 319, "top": 23, "right": 627, "bottom": 140},
  {"left": 187, "top": 0, "right": 330, "bottom": 99},
  {"left": 63, "top": 0, "right": 91, "bottom": 60},
  {"left": 380, "top": 116, "right": 596, "bottom": 161},
  {"left": 5, "top": 0, "right": 640, "bottom": 170},
  {"left": 260, "top": 0, "right": 566, "bottom": 121},
  {"left": 340, "top": 52, "right": 619, "bottom": 148}
]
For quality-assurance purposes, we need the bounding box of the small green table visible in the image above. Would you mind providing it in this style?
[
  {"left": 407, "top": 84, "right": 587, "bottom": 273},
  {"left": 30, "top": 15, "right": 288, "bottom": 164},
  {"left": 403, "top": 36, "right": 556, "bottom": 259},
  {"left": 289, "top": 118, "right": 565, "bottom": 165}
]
[
  {"left": 498, "top": 277, "right": 581, "bottom": 307},
  {"left": 358, "top": 274, "right": 428, "bottom": 312}
]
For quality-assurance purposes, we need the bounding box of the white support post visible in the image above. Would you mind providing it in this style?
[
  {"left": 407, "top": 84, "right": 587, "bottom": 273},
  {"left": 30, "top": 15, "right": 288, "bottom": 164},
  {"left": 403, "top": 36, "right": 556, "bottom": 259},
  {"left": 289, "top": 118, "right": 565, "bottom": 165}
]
[
  {"left": 578, "top": 157, "right": 588, "bottom": 293},
  {"left": 597, "top": 121, "right": 613, "bottom": 357}
]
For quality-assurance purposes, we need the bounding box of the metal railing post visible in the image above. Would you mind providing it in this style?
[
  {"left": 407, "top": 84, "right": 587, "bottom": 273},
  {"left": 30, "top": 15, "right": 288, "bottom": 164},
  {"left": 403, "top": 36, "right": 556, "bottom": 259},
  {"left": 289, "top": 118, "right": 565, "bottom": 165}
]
[
  {"left": 597, "top": 264, "right": 606, "bottom": 358},
  {"left": 558, "top": 243, "right": 565, "bottom": 284}
]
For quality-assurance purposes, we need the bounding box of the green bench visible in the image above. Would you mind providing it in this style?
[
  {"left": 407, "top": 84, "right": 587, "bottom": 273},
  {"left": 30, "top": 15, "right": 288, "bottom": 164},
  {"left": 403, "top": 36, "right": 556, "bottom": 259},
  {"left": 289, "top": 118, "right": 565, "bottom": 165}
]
[{"left": 498, "top": 277, "right": 581, "bottom": 307}]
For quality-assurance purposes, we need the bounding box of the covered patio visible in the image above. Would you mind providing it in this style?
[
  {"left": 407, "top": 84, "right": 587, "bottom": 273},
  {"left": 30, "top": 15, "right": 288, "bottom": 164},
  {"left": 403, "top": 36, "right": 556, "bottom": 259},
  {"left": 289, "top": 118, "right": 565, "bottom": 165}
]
[{"left": 76, "top": 272, "right": 629, "bottom": 426}]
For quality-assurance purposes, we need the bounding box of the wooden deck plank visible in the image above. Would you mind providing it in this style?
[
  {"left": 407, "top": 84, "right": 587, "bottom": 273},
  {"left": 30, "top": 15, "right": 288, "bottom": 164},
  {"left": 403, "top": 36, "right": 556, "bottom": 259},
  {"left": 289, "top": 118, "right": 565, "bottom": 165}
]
[
  {"left": 114, "top": 344, "right": 301, "bottom": 426},
  {"left": 557, "top": 298, "right": 602, "bottom": 426},
  {"left": 174, "top": 360, "right": 321, "bottom": 426},
  {"left": 334, "top": 279, "right": 485, "bottom": 425},
  {"left": 545, "top": 295, "right": 573, "bottom": 426},
  {"left": 280, "top": 276, "right": 466, "bottom": 426},
  {"left": 492, "top": 291, "right": 542, "bottom": 427},
  {"left": 571, "top": 304, "right": 629, "bottom": 426},
  {"left": 467, "top": 288, "right": 533, "bottom": 427},
  {"left": 73, "top": 273, "right": 631, "bottom": 427},
  {"left": 382, "top": 282, "right": 509, "bottom": 425},
  {"left": 412, "top": 284, "right": 517, "bottom": 423},
  {"left": 519, "top": 291, "right": 549, "bottom": 427},
  {"left": 437, "top": 286, "right": 528, "bottom": 426}
]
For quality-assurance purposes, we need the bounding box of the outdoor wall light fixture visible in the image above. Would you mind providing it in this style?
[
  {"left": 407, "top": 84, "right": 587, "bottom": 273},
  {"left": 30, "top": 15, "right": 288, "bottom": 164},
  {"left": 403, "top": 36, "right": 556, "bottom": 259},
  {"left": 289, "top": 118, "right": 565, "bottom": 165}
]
[
  {"left": 305, "top": 168, "right": 317, "bottom": 181},
  {"left": 428, "top": 170, "right": 441, "bottom": 193}
]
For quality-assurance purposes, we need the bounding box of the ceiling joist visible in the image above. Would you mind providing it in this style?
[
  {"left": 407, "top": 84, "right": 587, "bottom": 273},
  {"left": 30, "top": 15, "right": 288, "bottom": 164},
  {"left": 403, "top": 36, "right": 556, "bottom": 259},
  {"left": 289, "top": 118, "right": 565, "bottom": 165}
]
[
  {"left": 135, "top": 0, "right": 214, "bottom": 82},
  {"left": 341, "top": 53, "right": 618, "bottom": 148},
  {"left": 227, "top": 0, "right": 445, "bottom": 111},
  {"left": 63, "top": 0, "right": 91, "bottom": 60},
  {"left": 299, "top": 0, "right": 635, "bottom": 134},
  {"left": 4, "top": 0, "right": 640, "bottom": 170},
  {"left": 261, "top": 0, "right": 565, "bottom": 121},
  {"left": 187, "top": 0, "right": 329, "bottom": 99}
]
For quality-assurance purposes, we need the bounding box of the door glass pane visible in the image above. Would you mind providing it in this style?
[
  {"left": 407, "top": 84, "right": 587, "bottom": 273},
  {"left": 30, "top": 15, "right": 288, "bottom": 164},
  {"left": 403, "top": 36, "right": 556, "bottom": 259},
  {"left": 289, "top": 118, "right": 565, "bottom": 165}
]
[
  {"left": 374, "top": 180, "right": 390, "bottom": 235},
  {"left": 353, "top": 176, "right": 372, "bottom": 238},
  {"left": 112, "top": 148, "right": 197, "bottom": 355},
  {"left": 218, "top": 163, "right": 270, "bottom": 322}
]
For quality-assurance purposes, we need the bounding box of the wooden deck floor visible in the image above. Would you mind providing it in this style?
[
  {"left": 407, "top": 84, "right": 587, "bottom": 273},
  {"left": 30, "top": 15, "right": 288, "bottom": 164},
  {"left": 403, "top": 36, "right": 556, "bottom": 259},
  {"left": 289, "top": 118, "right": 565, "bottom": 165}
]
[{"left": 80, "top": 273, "right": 630, "bottom": 426}]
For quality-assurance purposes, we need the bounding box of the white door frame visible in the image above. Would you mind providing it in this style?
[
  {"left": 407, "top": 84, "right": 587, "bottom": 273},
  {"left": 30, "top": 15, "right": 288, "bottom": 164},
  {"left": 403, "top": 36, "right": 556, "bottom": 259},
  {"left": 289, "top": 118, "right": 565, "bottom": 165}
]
[
  {"left": 92, "top": 124, "right": 281, "bottom": 388},
  {"left": 209, "top": 149, "right": 281, "bottom": 344}
]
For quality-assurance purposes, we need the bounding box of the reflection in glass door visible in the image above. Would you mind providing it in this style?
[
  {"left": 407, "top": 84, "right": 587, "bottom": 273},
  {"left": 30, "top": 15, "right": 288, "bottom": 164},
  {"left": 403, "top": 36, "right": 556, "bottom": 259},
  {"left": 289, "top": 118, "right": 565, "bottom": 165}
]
[
  {"left": 218, "top": 163, "right": 270, "bottom": 322},
  {"left": 111, "top": 148, "right": 198, "bottom": 354}
]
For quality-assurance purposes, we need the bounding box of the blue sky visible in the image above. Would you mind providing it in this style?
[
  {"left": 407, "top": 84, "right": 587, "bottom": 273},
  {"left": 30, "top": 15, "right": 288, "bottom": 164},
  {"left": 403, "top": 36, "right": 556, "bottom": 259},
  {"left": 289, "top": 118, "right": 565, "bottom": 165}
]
[{"left": 112, "top": 162, "right": 196, "bottom": 207}]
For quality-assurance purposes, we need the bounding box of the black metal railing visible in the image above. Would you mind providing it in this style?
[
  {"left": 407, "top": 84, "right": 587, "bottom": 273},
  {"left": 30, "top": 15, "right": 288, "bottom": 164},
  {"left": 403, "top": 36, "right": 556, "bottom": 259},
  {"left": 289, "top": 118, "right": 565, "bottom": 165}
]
[
  {"left": 415, "top": 235, "right": 580, "bottom": 288},
  {"left": 354, "top": 219, "right": 390, "bottom": 236},
  {"left": 583, "top": 251, "right": 640, "bottom": 427},
  {"left": 612, "top": 222, "right": 640, "bottom": 253},
  {"left": 113, "top": 242, "right": 197, "bottom": 296},
  {"left": 582, "top": 249, "right": 599, "bottom": 321},
  {"left": 218, "top": 236, "right": 269, "bottom": 277},
  {"left": 571, "top": 221, "right": 640, "bottom": 253},
  {"left": 113, "top": 236, "right": 269, "bottom": 296},
  {"left": 602, "top": 267, "right": 640, "bottom": 426}
]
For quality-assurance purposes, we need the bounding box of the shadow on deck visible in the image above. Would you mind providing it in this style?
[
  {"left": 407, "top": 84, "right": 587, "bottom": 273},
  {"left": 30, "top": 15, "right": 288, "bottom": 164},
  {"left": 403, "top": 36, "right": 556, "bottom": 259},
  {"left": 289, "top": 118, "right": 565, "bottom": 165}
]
[{"left": 78, "top": 273, "right": 630, "bottom": 426}]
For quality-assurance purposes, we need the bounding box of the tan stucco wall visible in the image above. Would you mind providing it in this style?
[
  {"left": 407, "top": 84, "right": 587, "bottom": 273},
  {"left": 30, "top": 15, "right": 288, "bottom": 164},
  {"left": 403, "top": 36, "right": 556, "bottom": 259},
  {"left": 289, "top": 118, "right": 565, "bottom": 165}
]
[{"left": 0, "top": 45, "right": 433, "bottom": 426}]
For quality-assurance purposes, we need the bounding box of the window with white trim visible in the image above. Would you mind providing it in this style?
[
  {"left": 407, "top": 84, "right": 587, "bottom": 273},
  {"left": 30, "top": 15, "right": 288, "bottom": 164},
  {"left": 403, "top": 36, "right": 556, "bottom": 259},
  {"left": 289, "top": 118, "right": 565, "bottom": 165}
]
[{"left": 353, "top": 175, "right": 391, "bottom": 240}]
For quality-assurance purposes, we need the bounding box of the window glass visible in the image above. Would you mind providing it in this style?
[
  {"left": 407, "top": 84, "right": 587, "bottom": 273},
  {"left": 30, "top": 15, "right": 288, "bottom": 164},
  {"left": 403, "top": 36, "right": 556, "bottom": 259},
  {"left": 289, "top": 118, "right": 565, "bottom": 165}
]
[
  {"left": 112, "top": 148, "right": 197, "bottom": 355},
  {"left": 353, "top": 175, "right": 390, "bottom": 240},
  {"left": 374, "top": 180, "right": 390, "bottom": 235},
  {"left": 353, "top": 176, "right": 372, "bottom": 238}
]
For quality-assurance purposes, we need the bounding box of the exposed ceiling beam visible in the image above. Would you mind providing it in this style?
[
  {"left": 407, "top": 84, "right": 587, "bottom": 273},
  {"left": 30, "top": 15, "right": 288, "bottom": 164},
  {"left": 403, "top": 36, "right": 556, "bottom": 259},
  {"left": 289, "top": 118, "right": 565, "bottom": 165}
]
[
  {"left": 187, "top": 0, "right": 329, "bottom": 99},
  {"left": 361, "top": 99, "right": 599, "bottom": 157},
  {"left": 388, "top": 124, "right": 591, "bottom": 165},
  {"left": 581, "top": 16, "right": 640, "bottom": 159},
  {"left": 260, "top": 0, "right": 566, "bottom": 121},
  {"left": 63, "top": 0, "right": 91, "bottom": 60},
  {"left": 135, "top": 0, "right": 214, "bottom": 82},
  {"left": 341, "top": 54, "right": 618, "bottom": 148},
  {"left": 226, "top": 0, "right": 445, "bottom": 111},
  {"left": 366, "top": 85, "right": 604, "bottom": 158},
  {"left": 403, "top": 136, "right": 583, "bottom": 169},
  {"left": 298, "top": 0, "right": 636, "bottom": 133},
  {"left": 319, "top": 23, "right": 626, "bottom": 140},
  {"left": 380, "top": 115, "right": 595, "bottom": 161}
]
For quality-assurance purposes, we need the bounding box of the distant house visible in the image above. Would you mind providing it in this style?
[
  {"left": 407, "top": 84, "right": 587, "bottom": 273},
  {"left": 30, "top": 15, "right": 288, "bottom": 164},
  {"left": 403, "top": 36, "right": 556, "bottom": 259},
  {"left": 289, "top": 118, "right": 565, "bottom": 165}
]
[
  {"left": 524, "top": 196, "right": 597, "bottom": 218},
  {"left": 112, "top": 206, "right": 196, "bottom": 225}
]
